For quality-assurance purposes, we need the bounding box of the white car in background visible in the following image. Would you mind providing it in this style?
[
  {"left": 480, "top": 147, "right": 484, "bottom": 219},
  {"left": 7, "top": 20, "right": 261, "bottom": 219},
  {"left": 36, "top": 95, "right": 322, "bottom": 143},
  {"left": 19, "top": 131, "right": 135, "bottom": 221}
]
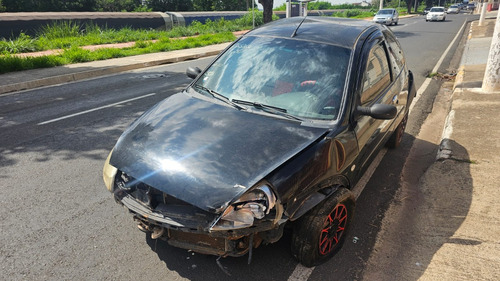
[
  {"left": 426, "top": 7, "right": 446, "bottom": 21},
  {"left": 447, "top": 5, "right": 459, "bottom": 14}
]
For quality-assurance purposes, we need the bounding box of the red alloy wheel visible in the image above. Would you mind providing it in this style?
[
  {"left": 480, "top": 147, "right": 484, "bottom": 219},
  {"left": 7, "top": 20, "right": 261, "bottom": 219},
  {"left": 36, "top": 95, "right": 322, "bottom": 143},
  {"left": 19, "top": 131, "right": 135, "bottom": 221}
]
[{"left": 319, "top": 204, "right": 348, "bottom": 256}]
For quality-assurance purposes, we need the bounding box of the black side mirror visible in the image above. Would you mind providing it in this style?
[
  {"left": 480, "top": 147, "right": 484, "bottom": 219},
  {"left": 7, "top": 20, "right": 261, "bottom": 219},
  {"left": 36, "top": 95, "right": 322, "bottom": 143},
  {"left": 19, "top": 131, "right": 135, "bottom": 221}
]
[
  {"left": 357, "top": 104, "right": 397, "bottom": 120},
  {"left": 186, "top": 67, "right": 202, "bottom": 79}
]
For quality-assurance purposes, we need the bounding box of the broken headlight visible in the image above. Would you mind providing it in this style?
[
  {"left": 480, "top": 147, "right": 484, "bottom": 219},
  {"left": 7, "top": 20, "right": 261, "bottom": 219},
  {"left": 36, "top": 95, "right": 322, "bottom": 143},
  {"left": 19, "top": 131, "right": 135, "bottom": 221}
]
[{"left": 210, "top": 183, "right": 282, "bottom": 231}]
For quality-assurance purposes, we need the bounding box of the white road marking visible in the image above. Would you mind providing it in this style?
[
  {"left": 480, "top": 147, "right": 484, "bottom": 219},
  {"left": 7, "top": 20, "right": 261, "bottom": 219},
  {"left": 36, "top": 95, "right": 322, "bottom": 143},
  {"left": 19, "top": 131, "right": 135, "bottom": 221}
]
[
  {"left": 288, "top": 264, "right": 315, "bottom": 281},
  {"left": 37, "top": 93, "right": 156, "bottom": 125},
  {"left": 287, "top": 18, "right": 468, "bottom": 281}
]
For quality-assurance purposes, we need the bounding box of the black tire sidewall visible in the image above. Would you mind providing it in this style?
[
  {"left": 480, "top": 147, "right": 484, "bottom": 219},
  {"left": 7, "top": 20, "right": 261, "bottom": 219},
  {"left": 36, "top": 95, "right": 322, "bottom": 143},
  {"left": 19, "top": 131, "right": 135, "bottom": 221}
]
[{"left": 291, "top": 188, "right": 355, "bottom": 267}]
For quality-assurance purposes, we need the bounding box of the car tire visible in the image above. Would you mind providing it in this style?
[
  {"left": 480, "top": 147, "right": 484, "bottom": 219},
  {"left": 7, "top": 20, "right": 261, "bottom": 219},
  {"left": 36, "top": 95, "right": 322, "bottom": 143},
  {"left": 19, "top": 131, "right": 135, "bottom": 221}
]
[
  {"left": 387, "top": 113, "right": 408, "bottom": 148},
  {"left": 291, "top": 187, "right": 355, "bottom": 267},
  {"left": 395, "top": 21, "right": 398, "bottom": 25}
]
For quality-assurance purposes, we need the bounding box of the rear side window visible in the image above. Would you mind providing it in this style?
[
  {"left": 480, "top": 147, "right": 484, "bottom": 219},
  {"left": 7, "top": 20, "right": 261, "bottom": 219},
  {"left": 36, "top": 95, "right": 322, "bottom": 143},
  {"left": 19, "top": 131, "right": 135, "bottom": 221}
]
[
  {"left": 384, "top": 31, "right": 405, "bottom": 76},
  {"left": 360, "top": 43, "right": 391, "bottom": 105}
]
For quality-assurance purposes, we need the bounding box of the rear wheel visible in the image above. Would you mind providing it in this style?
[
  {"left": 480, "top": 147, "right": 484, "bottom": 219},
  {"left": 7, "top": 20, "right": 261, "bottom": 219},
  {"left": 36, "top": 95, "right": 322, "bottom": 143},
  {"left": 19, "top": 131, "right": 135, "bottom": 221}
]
[{"left": 291, "top": 188, "right": 355, "bottom": 267}]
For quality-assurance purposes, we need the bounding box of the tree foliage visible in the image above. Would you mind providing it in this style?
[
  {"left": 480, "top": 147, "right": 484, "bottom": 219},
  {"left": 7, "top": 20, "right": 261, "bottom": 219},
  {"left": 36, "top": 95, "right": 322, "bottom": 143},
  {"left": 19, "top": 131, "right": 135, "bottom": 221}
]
[
  {"left": 96, "top": 0, "right": 142, "bottom": 12},
  {"left": 2, "top": 0, "right": 255, "bottom": 12}
]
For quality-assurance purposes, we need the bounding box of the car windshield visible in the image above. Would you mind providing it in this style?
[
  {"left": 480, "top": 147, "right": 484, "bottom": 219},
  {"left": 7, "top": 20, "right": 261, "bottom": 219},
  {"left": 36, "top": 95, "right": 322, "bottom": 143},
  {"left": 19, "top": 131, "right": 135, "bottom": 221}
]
[
  {"left": 195, "top": 36, "right": 350, "bottom": 120},
  {"left": 450, "top": 5, "right": 457, "bottom": 8},
  {"left": 430, "top": 7, "right": 444, "bottom": 12},
  {"left": 377, "top": 9, "right": 393, "bottom": 15}
]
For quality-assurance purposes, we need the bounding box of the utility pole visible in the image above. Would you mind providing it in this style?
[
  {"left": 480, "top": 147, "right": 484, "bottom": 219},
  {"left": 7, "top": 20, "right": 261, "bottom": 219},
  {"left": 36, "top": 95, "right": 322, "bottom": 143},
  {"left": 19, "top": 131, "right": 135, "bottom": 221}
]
[
  {"left": 482, "top": 10, "right": 500, "bottom": 92},
  {"left": 380, "top": 0, "right": 384, "bottom": 10}
]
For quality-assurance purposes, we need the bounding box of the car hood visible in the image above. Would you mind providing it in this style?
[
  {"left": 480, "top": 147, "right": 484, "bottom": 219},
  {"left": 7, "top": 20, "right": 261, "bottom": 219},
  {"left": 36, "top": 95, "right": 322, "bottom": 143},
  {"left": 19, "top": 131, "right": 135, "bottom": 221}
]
[{"left": 110, "top": 91, "right": 329, "bottom": 212}]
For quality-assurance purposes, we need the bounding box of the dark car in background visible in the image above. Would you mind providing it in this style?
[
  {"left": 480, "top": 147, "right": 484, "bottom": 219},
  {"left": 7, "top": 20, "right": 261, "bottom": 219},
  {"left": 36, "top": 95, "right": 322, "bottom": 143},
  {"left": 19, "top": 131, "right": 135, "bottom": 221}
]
[{"left": 103, "top": 17, "right": 416, "bottom": 267}]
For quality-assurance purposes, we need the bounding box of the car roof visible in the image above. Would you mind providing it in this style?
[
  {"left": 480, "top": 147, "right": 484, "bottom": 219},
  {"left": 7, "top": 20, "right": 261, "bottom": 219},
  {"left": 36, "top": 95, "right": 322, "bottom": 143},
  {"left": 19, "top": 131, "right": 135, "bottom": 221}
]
[{"left": 245, "top": 17, "right": 377, "bottom": 49}]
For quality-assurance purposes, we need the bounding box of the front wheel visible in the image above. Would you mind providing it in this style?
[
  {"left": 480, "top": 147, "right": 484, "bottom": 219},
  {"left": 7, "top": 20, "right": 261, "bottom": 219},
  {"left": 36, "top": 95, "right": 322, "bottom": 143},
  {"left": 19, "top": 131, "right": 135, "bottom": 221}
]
[
  {"left": 387, "top": 113, "right": 408, "bottom": 148},
  {"left": 291, "top": 188, "right": 355, "bottom": 267}
]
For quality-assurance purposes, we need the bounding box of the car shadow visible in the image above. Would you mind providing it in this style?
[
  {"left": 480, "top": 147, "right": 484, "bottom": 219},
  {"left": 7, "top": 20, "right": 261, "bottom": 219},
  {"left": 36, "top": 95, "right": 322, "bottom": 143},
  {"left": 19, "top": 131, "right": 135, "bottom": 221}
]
[
  {"left": 145, "top": 229, "right": 298, "bottom": 281},
  {"left": 391, "top": 30, "right": 416, "bottom": 39}
]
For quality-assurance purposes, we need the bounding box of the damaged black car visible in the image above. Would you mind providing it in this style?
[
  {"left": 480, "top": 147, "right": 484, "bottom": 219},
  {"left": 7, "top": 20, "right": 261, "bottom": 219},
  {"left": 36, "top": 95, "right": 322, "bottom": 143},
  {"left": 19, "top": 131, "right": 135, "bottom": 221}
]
[{"left": 103, "top": 17, "right": 415, "bottom": 267}]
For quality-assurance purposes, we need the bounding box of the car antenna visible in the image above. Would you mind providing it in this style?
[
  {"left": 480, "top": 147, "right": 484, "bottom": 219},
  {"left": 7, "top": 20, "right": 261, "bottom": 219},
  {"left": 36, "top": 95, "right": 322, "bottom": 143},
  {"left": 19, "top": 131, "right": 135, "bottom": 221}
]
[{"left": 291, "top": 16, "right": 307, "bottom": 38}]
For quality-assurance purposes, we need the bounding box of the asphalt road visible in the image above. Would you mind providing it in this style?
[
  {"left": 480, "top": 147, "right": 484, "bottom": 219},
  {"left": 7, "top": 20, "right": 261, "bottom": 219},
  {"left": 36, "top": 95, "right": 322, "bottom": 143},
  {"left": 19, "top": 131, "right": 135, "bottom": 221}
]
[{"left": 0, "top": 12, "right": 478, "bottom": 281}]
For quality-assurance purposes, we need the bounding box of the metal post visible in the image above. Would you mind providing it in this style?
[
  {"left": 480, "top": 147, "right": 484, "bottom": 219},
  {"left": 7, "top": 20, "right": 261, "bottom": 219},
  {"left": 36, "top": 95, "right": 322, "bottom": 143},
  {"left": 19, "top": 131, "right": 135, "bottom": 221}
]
[
  {"left": 482, "top": 10, "right": 500, "bottom": 92},
  {"left": 479, "top": 2, "right": 488, "bottom": 26}
]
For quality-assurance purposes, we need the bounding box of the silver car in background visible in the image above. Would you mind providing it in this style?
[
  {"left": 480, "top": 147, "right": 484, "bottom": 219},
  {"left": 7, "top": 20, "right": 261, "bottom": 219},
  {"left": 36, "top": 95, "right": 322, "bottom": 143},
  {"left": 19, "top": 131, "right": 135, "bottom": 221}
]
[{"left": 373, "top": 8, "right": 399, "bottom": 25}]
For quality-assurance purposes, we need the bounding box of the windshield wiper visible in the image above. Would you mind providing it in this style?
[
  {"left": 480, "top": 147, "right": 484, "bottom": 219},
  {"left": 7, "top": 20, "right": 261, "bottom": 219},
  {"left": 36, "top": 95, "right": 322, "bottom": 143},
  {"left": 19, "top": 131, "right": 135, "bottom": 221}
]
[
  {"left": 232, "top": 99, "right": 303, "bottom": 121},
  {"left": 193, "top": 84, "right": 245, "bottom": 110}
]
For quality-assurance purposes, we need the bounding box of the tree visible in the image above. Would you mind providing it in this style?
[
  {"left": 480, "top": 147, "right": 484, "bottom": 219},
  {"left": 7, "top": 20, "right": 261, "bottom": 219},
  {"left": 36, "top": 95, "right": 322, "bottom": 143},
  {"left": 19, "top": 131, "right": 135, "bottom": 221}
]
[
  {"left": 2, "top": 0, "right": 97, "bottom": 12},
  {"left": 213, "top": 0, "right": 247, "bottom": 10},
  {"left": 96, "top": 0, "right": 142, "bottom": 12},
  {"left": 258, "top": 0, "right": 273, "bottom": 23},
  {"left": 146, "top": 0, "right": 193, "bottom": 11},
  {"left": 192, "top": 0, "right": 248, "bottom": 11}
]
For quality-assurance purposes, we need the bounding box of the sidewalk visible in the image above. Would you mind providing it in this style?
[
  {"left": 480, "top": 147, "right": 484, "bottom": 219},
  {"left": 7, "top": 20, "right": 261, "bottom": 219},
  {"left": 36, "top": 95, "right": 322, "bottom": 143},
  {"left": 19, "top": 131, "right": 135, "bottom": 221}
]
[{"left": 421, "top": 13, "right": 500, "bottom": 280}]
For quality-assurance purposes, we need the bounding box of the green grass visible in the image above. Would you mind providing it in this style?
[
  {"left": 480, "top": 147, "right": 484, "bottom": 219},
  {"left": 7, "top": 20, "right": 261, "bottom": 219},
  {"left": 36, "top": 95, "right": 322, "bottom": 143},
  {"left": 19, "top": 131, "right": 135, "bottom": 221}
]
[
  {"left": 1, "top": 12, "right": 265, "bottom": 55},
  {"left": 0, "top": 32, "right": 236, "bottom": 74},
  {"left": 0, "top": 12, "right": 262, "bottom": 73},
  {"left": 331, "top": 9, "right": 375, "bottom": 19}
]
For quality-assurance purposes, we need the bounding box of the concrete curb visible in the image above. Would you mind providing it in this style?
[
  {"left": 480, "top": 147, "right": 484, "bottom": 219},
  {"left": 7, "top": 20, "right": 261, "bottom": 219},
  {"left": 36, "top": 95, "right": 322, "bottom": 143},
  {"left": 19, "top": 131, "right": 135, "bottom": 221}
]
[{"left": 438, "top": 18, "right": 472, "bottom": 161}]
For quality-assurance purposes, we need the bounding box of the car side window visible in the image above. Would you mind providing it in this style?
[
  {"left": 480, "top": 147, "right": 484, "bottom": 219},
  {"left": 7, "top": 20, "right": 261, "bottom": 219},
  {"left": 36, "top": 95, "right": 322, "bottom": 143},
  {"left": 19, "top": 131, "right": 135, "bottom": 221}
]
[
  {"left": 360, "top": 43, "right": 391, "bottom": 105},
  {"left": 384, "top": 31, "right": 405, "bottom": 76}
]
